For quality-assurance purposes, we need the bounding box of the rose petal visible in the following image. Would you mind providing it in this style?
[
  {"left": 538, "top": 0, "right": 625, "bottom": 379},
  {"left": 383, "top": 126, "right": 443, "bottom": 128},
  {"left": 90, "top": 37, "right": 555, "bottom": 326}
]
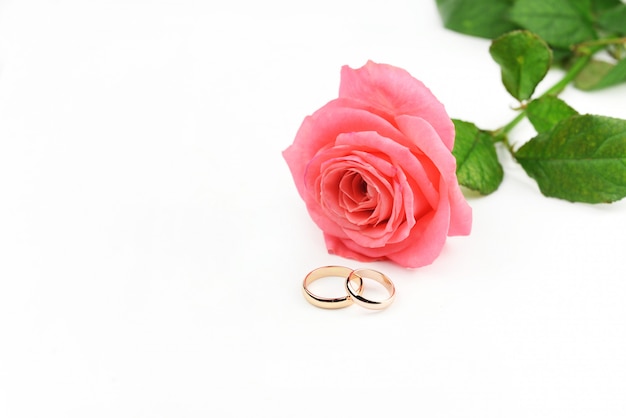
[
  {"left": 385, "top": 180, "right": 451, "bottom": 267},
  {"left": 395, "top": 115, "right": 456, "bottom": 177},
  {"left": 395, "top": 115, "right": 472, "bottom": 237},
  {"left": 324, "top": 232, "right": 387, "bottom": 263},
  {"left": 447, "top": 180, "right": 472, "bottom": 236},
  {"left": 339, "top": 61, "right": 455, "bottom": 151}
]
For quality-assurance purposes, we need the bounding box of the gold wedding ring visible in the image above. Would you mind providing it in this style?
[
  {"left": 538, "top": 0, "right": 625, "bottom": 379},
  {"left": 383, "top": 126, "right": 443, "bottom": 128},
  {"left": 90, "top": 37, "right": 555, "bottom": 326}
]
[
  {"left": 302, "top": 266, "right": 363, "bottom": 309},
  {"left": 345, "top": 268, "right": 396, "bottom": 310},
  {"left": 302, "top": 266, "right": 396, "bottom": 310}
]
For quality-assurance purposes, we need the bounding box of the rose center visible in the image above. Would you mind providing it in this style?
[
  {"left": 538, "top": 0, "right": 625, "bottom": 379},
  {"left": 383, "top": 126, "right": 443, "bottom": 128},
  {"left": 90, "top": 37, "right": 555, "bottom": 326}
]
[{"left": 338, "top": 170, "right": 379, "bottom": 223}]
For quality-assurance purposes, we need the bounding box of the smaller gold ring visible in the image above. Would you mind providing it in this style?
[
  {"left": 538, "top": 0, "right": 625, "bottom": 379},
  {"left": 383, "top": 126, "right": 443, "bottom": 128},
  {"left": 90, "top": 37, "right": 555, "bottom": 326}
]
[
  {"left": 345, "top": 268, "right": 395, "bottom": 310},
  {"left": 302, "top": 266, "right": 363, "bottom": 309}
]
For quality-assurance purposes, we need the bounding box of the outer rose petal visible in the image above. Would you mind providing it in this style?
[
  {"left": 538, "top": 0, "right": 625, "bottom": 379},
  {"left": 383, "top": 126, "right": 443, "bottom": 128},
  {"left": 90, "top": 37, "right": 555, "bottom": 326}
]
[
  {"left": 395, "top": 114, "right": 472, "bottom": 237},
  {"left": 385, "top": 178, "right": 451, "bottom": 267},
  {"left": 447, "top": 181, "right": 473, "bottom": 236},
  {"left": 323, "top": 233, "right": 386, "bottom": 263},
  {"left": 339, "top": 60, "right": 455, "bottom": 151}
]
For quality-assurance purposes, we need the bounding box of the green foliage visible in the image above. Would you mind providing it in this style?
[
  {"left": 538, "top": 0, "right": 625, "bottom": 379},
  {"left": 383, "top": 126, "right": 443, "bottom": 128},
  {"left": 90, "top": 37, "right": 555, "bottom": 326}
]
[
  {"left": 452, "top": 120, "right": 504, "bottom": 195},
  {"left": 436, "top": 0, "right": 622, "bottom": 53},
  {"left": 509, "top": 0, "right": 597, "bottom": 48},
  {"left": 515, "top": 115, "right": 626, "bottom": 203},
  {"left": 489, "top": 31, "right": 552, "bottom": 101},
  {"left": 592, "top": 0, "right": 622, "bottom": 13},
  {"left": 591, "top": 0, "right": 622, "bottom": 14},
  {"left": 525, "top": 96, "right": 578, "bottom": 133},
  {"left": 435, "top": 0, "right": 518, "bottom": 39},
  {"left": 435, "top": 0, "right": 626, "bottom": 203},
  {"left": 597, "top": 4, "right": 626, "bottom": 34}
]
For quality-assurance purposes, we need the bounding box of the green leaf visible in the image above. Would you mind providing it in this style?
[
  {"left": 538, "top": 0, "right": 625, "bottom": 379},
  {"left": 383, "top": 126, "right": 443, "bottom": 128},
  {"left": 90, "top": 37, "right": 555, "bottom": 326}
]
[
  {"left": 489, "top": 30, "right": 552, "bottom": 101},
  {"left": 575, "top": 58, "right": 626, "bottom": 90},
  {"left": 515, "top": 115, "right": 626, "bottom": 203},
  {"left": 598, "top": 4, "right": 626, "bottom": 35},
  {"left": 592, "top": 0, "right": 622, "bottom": 14},
  {"left": 452, "top": 119, "right": 504, "bottom": 195},
  {"left": 526, "top": 96, "right": 578, "bottom": 133},
  {"left": 509, "top": 0, "right": 597, "bottom": 48},
  {"left": 435, "top": 0, "right": 519, "bottom": 39}
]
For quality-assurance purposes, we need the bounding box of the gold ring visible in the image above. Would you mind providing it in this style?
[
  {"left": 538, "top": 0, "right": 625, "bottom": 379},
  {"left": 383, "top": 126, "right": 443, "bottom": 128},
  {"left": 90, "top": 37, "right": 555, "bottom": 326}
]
[
  {"left": 345, "top": 268, "right": 395, "bottom": 310},
  {"left": 302, "top": 266, "right": 363, "bottom": 309}
]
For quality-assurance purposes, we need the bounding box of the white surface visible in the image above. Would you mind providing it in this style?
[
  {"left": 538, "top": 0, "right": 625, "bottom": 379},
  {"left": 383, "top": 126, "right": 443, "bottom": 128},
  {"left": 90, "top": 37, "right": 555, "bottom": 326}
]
[{"left": 1, "top": 1, "right": 625, "bottom": 417}]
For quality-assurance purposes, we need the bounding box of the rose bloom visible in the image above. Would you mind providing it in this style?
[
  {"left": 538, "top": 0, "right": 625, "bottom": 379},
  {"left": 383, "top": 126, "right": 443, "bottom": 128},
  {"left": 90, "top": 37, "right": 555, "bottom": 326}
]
[{"left": 283, "top": 61, "right": 472, "bottom": 268}]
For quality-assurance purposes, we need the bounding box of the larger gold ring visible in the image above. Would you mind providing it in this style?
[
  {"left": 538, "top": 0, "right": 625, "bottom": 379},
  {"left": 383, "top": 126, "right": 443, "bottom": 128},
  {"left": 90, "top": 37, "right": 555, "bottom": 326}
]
[
  {"left": 345, "top": 268, "right": 396, "bottom": 310},
  {"left": 302, "top": 266, "right": 363, "bottom": 309}
]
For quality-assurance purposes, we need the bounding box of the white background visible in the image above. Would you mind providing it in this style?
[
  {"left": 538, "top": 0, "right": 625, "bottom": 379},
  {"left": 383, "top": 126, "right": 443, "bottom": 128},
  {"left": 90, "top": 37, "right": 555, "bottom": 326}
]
[{"left": 1, "top": 1, "right": 625, "bottom": 417}]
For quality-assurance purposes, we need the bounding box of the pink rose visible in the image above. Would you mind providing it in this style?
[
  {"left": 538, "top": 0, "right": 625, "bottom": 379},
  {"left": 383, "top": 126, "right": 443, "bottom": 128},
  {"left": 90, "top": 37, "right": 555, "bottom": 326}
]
[{"left": 283, "top": 61, "right": 472, "bottom": 268}]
